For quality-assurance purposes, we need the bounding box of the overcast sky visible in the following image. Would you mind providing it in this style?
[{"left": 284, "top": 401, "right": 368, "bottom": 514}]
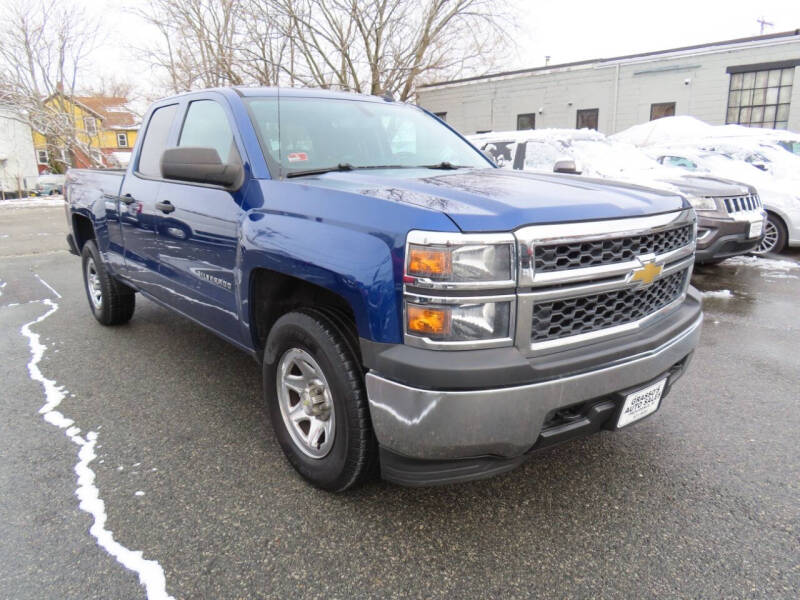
[{"left": 84, "top": 0, "right": 800, "bottom": 98}]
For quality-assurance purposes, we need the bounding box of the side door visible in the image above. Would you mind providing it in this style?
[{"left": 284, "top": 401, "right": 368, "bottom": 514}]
[
  {"left": 118, "top": 103, "right": 179, "bottom": 294},
  {"left": 152, "top": 97, "right": 246, "bottom": 344}
]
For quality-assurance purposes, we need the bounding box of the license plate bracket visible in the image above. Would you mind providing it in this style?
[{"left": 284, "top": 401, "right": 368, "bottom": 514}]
[
  {"left": 749, "top": 220, "right": 763, "bottom": 239},
  {"left": 616, "top": 378, "right": 667, "bottom": 428}
]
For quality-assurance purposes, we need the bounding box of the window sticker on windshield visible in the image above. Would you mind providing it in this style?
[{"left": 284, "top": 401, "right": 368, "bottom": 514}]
[{"left": 287, "top": 152, "right": 308, "bottom": 162}]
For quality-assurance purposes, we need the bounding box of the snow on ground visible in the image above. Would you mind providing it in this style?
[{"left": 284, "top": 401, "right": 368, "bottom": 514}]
[
  {"left": 720, "top": 255, "right": 800, "bottom": 280},
  {"left": 702, "top": 289, "right": 733, "bottom": 299},
  {"left": 18, "top": 275, "right": 174, "bottom": 600},
  {"left": 0, "top": 196, "right": 65, "bottom": 209}
]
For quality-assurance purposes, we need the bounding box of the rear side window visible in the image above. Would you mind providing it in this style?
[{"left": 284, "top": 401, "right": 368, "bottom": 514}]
[
  {"left": 179, "top": 100, "right": 240, "bottom": 164},
  {"left": 137, "top": 104, "right": 178, "bottom": 177}
]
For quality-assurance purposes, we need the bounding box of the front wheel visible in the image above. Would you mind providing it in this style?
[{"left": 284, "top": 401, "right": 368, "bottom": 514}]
[
  {"left": 753, "top": 213, "right": 788, "bottom": 255},
  {"left": 263, "top": 309, "right": 378, "bottom": 491},
  {"left": 81, "top": 240, "right": 135, "bottom": 325}
]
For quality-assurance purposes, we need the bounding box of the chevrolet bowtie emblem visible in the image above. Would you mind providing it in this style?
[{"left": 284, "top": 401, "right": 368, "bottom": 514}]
[{"left": 630, "top": 261, "right": 663, "bottom": 285}]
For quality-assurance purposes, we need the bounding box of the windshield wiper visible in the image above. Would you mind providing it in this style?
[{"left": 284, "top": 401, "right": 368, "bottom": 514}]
[
  {"left": 285, "top": 164, "right": 419, "bottom": 178},
  {"left": 286, "top": 163, "right": 355, "bottom": 178},
  {"left": 419, "top": 161, "right": 471, "bottom": 170}
]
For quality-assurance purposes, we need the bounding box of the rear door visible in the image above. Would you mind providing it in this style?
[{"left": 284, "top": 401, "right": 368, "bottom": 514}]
[
  {"left": 118, "top": 103, "right": 179, "bottom": 294},
  {"left": 152, "top": 97, "right": 246, "bottom": 344}
]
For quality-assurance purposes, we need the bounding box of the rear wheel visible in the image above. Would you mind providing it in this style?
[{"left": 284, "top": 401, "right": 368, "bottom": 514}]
[
  {"left": 753, "top": 213, "right": 787, "bottom": 255},
  {"left": 263, "top": 309, "right": 378, "bottom": 491},
  {"left": 81, "top": 240, "right": 135, "bottom": 325}
]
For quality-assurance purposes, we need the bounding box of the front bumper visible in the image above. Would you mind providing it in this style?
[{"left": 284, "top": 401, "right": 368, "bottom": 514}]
[
  {"left": 366, "top": 304, "right": 702, "bottom": 477},
  {"left": 695, "top": 214, "right": 763, "bottom": 263}
]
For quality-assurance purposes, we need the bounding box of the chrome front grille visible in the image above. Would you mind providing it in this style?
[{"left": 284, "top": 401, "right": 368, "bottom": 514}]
[
  {"left": 514, "top": 210, "right": 696, "bottom": 355},
  {"left": 721, "top": 193, "right": 760, "bottom": 214},
  {"left": 530, "top": 269, "right": 688, "bottom": 343},
  {"left": 534, "top": 225, "right": 693, "bottom": 273}
]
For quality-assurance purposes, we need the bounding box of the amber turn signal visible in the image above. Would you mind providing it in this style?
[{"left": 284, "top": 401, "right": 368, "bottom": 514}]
[
  {"left": 407, "top": 305, "right": 451, "bottom": 336},
  {"left": 407, "top": 245, "right": 451, "bottom": 278}
]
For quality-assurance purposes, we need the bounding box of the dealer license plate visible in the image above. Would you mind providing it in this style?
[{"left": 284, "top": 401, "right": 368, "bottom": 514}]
[
  {"left": 617, "top": 378, "right": 667, "bottom": 428},
  {"left": 749, "top": 220, "right": 763, "bottom": 239}
]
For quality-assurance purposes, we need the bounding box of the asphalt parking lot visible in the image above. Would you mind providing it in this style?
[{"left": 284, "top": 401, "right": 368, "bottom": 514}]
[{"left": 1, "top": 204, "right": 799, "bottom": 600}]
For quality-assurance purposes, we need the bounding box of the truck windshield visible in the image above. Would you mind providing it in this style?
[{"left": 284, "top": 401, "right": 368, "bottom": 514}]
[{"left": 246, "top": 96, "right": 491, "bottom": 177}]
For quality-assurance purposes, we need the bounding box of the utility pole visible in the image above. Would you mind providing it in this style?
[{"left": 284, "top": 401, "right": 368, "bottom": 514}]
[{"left": 757, "top": 16, "right": 774, "bottom": 35}]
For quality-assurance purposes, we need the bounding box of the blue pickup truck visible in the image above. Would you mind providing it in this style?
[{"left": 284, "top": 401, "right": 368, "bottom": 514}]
[{"left": 65, "top": 87, "right": 702, "bottom": 491}]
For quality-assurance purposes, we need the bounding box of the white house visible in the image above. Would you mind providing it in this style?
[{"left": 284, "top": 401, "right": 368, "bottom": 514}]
[
  {"left": 0, "top": 106, "right": 38, "bottom": 197},
  {"left": 416, "top": 30, "right": 800, "bottom": 135}
]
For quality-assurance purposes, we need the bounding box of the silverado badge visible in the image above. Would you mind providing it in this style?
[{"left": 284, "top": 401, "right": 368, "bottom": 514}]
[{"left": 630, "top": 261, "right": 663, "bottom": 286}]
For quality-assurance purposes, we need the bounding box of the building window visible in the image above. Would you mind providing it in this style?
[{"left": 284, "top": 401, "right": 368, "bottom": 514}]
[
  {"left": 37, "top": 149, "right": 49, "bottom": 164},
  {"left": 433, "top": 112, "right": 447, "bottom": 122},
  {"left": 84, "top": 117, "right": 97, "bottom": 135},
  {"left": 726, "top": 67, "right": 794, "bottom": 129},
  {"left": 516, "top": 113, "right": 536, "bottom": 130},
  {"left": 576, "top": 108, "right": 599, "bottom": 130},
  {"left": 650, "top": 103, "right": 676, "bottom": 120},
  {"left": 117, "top": 132, "right": 129, "bottom": 148}
]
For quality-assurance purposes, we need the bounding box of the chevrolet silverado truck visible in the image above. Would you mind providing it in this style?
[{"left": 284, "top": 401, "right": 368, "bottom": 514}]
[{"left": 64, "top": 88, "right": 702, "bottom": 491}]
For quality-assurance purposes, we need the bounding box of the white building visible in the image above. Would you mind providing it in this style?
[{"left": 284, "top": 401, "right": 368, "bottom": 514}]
[
  {"left": 0, "top": 106, "right": 38, "bottom": 197},
  {"left": 417, "top": 30, "right": 800, "bottom": 135}
]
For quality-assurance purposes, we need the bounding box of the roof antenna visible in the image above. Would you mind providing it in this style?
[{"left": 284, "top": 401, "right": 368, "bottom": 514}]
[{"left": 381, "top": 91, "right": 394, "bottom": 102}]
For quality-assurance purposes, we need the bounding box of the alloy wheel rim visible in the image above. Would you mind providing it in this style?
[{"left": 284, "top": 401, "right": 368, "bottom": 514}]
[
  {"left": 756, "top": 220, "right": 778, "bottom": 254},
  {"left": 276, "top": 348, "right": 335, "bottom": 459},
  {"left": 85, "top": 258, "right": 103, "bottom": 309}
]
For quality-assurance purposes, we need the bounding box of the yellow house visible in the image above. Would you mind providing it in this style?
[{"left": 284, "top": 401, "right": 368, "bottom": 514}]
[{"left": 33, "top": 94, "right": 140, "bottom": 172}]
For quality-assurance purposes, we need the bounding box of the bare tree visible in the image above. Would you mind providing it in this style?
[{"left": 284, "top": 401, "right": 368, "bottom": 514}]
[
  {"left": 0, "top": 0, "right": 103, "bottom": 171},
  {"left": 134, "top": 0, "right": 247, "bottom": 93},
  {"left": 136, "top": 0, "right": 515, "bottom": 99},
  {"left": 277, "top": 0, "right": 514, "bottom": 100}
]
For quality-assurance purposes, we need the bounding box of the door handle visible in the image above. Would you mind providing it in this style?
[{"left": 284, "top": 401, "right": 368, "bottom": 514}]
[
  {"left": 155, "top": 200, "right": 175, "bottom": 214},
  {"left": 120, "top": 193, "right": 135, "bottom": 205}
]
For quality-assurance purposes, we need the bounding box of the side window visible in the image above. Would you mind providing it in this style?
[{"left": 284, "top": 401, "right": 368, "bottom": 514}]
[
  {"left": 137, "top": 104, "right": 178, "bottom": 177},
  {"left": 662, "top": 155, "right": 697, "bottom": 170},
  {"left": 179, "top": 100, "right": 240, "bottom": 165}
]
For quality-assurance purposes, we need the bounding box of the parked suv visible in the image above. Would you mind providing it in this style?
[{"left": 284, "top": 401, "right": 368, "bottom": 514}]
[{"left": 471, "top": 129, "right": 765, "bottom": 263}]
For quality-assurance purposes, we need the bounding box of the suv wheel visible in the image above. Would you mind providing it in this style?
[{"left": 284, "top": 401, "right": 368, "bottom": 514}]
[
  {"left": 263, "top": 309, "right": 378, "bottom": 491},
  {"left": 81, "top": 240, "right": 136, "bottom": 325}
]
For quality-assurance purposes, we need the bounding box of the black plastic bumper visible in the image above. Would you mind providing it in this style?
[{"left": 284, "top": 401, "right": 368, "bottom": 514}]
[{"left": 696, "top": 216, "right": 762, "bottom": 263}]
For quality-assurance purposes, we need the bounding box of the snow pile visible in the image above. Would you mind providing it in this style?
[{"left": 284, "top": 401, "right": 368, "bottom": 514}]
[
  {"left": 702, "top": 289, "right": 733, "bottom": 299},
  {"left": 612, "top": 116, "right": 715, "bottom": 147},
  {"left": 0, "top": 195, "right": 65, "bottom": 209}
]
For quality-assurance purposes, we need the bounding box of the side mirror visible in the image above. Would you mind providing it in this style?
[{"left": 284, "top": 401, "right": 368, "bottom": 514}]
[
  {"left": 553, "top": 159, "right": 581, "bottom": 175},
  {"left": 752, "top": 162, "right": 768, "bottom": 172},
  {"left": 160, "top": 147, "right": 243, "bottom": 189}
]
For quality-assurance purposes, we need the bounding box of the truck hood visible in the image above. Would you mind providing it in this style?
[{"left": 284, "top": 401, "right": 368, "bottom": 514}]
[{"left": 295, "top": 168, "right": 686, "bottom": 232}]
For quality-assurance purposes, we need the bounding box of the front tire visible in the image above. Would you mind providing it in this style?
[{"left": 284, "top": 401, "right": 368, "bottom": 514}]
[
  {"left": 263, "top": 309, "right": 378, "bottom": 491},
  {"left": 81, "top": 240, "right": 135, "bottom": 325}
]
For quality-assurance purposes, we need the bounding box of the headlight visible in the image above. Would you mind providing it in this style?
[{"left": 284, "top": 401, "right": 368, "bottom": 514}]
[
  {"left": 687, "top": 196, "right": 717, "bottom": 211},
  {"left": 404, "top": 296, "right": 513, "bottom": 347},
  {"left": 404, "top": 231, "right": 515, "bottom": 288},
  {"left": 403, "top": 231, "right": 516, "bottom": 349}
]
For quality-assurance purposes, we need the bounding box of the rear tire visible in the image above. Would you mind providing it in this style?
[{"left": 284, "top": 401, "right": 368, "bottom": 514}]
[
  {"left": 263, "top": 309, "right": 378, "bottom": 491},
  {"left": 753, "top": 213, "right": 788, "bottom": 255},
  {"left": 81, "top": 240, "right": 135, "bottom": 325}
]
